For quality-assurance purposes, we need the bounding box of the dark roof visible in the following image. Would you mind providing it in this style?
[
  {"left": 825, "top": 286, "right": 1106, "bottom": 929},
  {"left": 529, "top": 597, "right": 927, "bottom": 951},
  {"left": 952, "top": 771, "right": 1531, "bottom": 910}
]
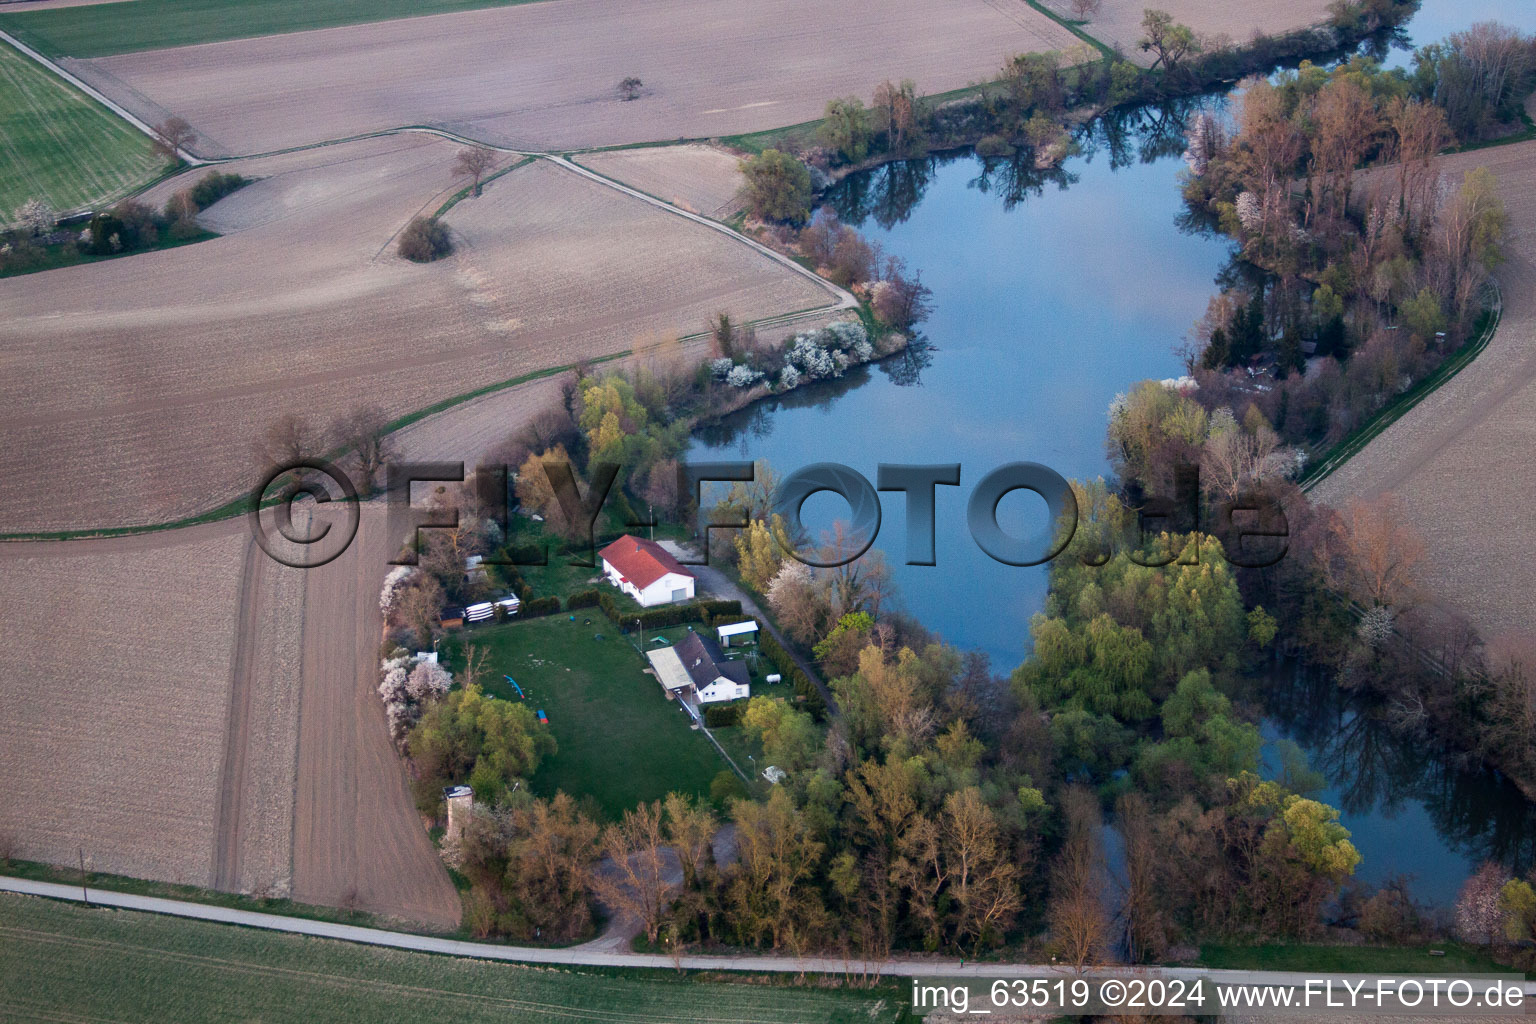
[
  {"left": 599, "top": 535, "right": 694, "bottom": 589},
  {"left": 674, "top": 631, "right": 749, "bottom": 690}
]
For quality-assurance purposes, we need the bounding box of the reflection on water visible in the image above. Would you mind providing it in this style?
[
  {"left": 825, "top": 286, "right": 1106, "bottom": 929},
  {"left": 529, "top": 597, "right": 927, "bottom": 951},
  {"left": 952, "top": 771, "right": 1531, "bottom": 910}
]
[
  {"left": 689, "top": 138, "right": 1234, "bottom": 668},
  {"left": 1263, "top": 665, "right": 1536, "bottom": 906},
  {"left": 691, "top": 0, "right": 1535, "bottom": 896}
]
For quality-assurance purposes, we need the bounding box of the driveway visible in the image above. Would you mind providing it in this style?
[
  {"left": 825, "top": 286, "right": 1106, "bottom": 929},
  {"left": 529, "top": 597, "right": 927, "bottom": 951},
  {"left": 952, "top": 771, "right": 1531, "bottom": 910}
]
[{"left": 657, "top": 541, "right": 837, "bottom": 714}]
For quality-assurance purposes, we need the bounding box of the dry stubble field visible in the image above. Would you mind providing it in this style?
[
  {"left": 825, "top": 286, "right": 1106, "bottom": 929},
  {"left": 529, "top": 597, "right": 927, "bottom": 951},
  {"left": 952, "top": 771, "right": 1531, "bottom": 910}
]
[
  {"left": 0, "top": 136, "right": 832, "bottom": 533},
  {"left": 1314, "top": 141, "right": 1536, "bottom": 649},
  {"left": 64, "top": 0, "right": 1078, "bottom": 156}
]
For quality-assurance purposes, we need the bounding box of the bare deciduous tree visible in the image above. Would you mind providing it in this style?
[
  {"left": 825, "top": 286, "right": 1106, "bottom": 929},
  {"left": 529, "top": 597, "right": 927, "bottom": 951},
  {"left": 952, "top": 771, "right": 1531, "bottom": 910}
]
[
  {"left": 1324, "top": 493, "right": 1426, "bottom": 608},
  {"left": 871, "top": 79, "right": 918, "bottom": 153},
  {"left": 458, "top": 643, "right": 490, "bottom": 691},
  {"left": 453, "top": 145, "right": 497, "bottom": 197},
  {"left": 330, "top": 404, "right": 395, "bottom": 495},
  {"left": 617, "top": 76, "right": 644, "bottom": 101},
  {"left": 591, "top": 800, "right": 678, "bottom": 945},
  {"left": 1069, "top": 0, "right": 1102, "bottom": 20},
  {"left": 1116, "top": 792, "right": 1166, "bottom": 962},
  {"left": 1049, "top": 786, "right": 1110, "bottom": 969},
  {"left": 663, "top": 791, "right": 718, "bottom": 891},
  {"left": 255, "top": 412, "right": 322, "bottom": 471},
  {"left": 151, "top": 117, "right": 195, "bottom": 164}
]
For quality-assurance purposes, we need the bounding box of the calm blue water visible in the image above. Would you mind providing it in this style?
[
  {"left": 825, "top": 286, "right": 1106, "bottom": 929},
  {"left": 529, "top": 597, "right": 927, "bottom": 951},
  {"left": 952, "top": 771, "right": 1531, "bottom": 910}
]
[
  {"left": 1382, "top": 0, "right": 1535, "bottom": 69},
  {"left": 688, "top": 0, "right": 1535, "bottom": 905},
  {"left": 692, "top": 137, "right": 1228, "bottom": 669}
]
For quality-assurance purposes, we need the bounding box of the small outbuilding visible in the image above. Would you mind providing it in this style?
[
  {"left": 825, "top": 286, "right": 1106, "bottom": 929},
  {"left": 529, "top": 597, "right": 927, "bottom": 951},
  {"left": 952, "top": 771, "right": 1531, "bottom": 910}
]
[
  {"left": 444, "top": 784, "right": 474, "bottom": 843},
  {"left": 716, "top": 619, "right": 759, "bottom": 647}
]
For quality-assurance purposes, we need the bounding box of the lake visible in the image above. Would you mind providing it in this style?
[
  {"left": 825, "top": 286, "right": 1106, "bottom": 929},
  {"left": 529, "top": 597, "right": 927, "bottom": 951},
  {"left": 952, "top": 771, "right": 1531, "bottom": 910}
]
[
  {"left": 693, "top": 111, "right": 1226, "bottom": 670},
  {"left": 687, "top": 0, "right": 1535, "bottom": 905}
]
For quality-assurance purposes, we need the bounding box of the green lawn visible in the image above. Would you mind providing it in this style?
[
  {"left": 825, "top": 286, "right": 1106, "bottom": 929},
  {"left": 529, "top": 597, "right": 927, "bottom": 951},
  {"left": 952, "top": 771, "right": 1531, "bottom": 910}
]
[
  {"left": 0, "top": 40, "right": 162, "bottom": 213},
  {"left": 1199, "top": 942, "right": 1522, "bottom": 977},
  {"left": 0, "top": 0, "right": 549, "bottom": 59},
  {"left": 445, "top": 617, "right": 733, "bottom": 819},
  {"left": 0, "top": 893, "right": 909, "bottom": 1023}
]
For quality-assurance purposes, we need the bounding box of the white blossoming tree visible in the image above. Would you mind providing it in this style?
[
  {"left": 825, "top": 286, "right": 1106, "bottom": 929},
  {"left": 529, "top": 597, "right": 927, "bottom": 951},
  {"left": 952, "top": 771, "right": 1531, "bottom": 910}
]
[{"left": 13, "top": 198, "right": 55, "bottom": 237}]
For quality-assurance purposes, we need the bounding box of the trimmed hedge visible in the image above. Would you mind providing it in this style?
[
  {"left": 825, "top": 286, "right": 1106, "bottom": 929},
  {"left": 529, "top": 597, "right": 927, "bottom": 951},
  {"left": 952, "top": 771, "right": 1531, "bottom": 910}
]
[
  {"left": 757, "top": 628, "right": 825, "bottom": 717},
  {"left": 703, "top": 702, "right": 746, "bottom": 728},
  {"left": 521, "top": 596, "right": 561, "bottom": 618},
  {"left": 594, "top": 591, "right": 741, "bottom": 631},
  {"left": 565, "top": 589, "right": 603, "bottom": 610}
]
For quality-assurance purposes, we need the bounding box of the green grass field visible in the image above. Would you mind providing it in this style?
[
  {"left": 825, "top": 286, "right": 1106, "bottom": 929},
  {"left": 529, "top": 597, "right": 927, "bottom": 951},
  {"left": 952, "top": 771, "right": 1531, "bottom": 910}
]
[
  {"left": 0, "top": 893, "right": 909, "bottom": 1023},
  {"left": 0, "top": 0, "right": 548, "bottom": 59},
  {"left": 0, "top": 40, "right": 161, "bottom": 214},
  {"left": 446, "top": 618, "right": 735, "bottom": 819}
]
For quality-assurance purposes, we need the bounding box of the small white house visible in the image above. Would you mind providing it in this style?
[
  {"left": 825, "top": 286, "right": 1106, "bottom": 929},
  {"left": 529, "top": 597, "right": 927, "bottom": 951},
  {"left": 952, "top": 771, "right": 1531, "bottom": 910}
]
[
  {"left": 599, "top": 535, "right": 695, "bottom": 607},
  {"left": 716, "top": 620, "right": 759, "bottom": 647},
  {"left": 644, "top": 632, "right": 750, "bottom": 705}
]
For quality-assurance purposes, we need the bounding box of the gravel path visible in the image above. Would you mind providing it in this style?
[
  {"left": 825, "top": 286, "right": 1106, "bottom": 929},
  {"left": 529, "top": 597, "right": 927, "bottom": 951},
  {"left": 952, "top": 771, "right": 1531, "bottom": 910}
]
[{"left": 5, "top": 874, "right": 1534, "bottom": 1011}]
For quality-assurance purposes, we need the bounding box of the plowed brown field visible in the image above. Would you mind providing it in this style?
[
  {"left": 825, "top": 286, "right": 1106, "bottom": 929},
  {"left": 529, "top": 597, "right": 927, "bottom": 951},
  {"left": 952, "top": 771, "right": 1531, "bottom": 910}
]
[
  {"left": 0, "top": 509, "right": 462, "bottom": 927},
  {"left": 1313, "top": 141, "right": 1536, "bottom": 648},
  {"left": 579, "top": 144, "right": 746, "bottom": 220},
  {"left": 0, "top": 523, "right": 298, "bottom": 894},
  {"left": 64, "top": 0, "right": 1078, "bottom": 156},
  {"left": 0, "top": 137, "right": 832, "bottom": 533},
  {"left": 291, "top": 504, "right": 461, "bottom": 930}
]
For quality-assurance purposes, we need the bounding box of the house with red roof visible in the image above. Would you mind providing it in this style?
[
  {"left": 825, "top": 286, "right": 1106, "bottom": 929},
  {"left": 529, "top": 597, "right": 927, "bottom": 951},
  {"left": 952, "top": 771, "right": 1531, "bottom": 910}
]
[{"left": 598, "top": 534, "right": 696, "bottom": 607}]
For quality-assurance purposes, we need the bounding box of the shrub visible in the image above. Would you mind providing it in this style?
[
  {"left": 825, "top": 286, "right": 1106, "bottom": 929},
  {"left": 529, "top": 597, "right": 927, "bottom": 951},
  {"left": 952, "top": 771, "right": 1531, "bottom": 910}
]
[
  {"left": 827, "top": 229, "right": 878, "bottom": 287},
  {"left": 709, "top": 769, "right": 748, "bottom": 806},
  {"left": 86, "top": 212, "right": 127, "bottom": 255},
  {"left": 111, "top": 200, "right": 161, "bottom": 249},
  {"left": 739, "top": 149, "right": 813, "bottom": 224},
  {"left": 398, "top": 216, "right": 453, "bottom": 262},
  {"left": 188, "top": 171, "right": 248, "bottom": 209},
  {"left": 974, "top": 134, "right": 1015, "bottom": 158},
  {"left": 0, "top": 231, "right": 44, "bottom": 273}
]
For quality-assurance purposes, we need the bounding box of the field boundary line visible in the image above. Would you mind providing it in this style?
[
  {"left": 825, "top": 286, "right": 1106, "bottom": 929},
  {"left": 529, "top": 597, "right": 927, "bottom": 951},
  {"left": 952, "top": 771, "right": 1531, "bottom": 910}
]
[
  {"left": 544, "top": 154, "right": 856, "bottom": 313},
  {"left": 1299, "top": 282, "right": 1503, "bottom": 492},
  {"left": 0, "top": 29, "right": 199, "bottom": 164}
]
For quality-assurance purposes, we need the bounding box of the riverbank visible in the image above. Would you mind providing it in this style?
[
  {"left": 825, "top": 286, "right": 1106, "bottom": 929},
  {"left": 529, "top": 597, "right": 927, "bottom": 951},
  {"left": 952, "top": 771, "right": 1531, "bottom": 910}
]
[{"left": 724, "top": 0, "right": 1419, "bottom": 188}]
